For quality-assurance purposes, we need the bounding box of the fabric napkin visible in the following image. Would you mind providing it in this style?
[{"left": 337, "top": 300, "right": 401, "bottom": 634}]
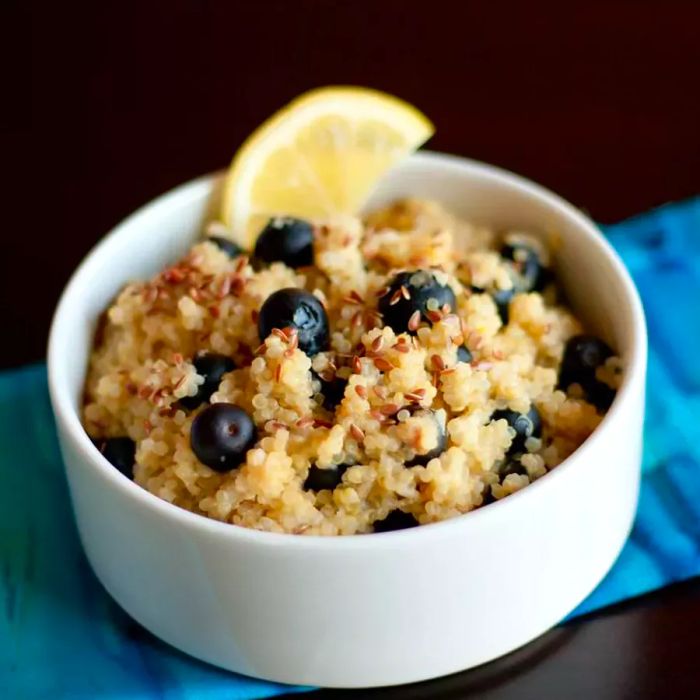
[{"left": 2, "top": 197, "right": 699, "bottom": 699}]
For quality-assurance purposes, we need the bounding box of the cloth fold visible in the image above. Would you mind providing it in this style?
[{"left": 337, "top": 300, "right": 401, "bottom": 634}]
[{"left": 2, "top": 198, "right": 699, "bottom": 698}]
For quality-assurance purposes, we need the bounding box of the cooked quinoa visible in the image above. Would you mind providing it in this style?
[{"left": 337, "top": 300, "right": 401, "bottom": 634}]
[{"left": 83, "top": 198, "right": 622, "bottom": 535}]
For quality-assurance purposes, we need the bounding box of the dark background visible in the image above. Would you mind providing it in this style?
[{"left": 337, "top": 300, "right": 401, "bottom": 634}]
[{"left": 7, "top": 1, "right": 700, "bottom": 697}]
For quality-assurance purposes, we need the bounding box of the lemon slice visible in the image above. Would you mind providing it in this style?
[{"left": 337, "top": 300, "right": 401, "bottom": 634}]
[{"left": 221, "top": 86, "right": 434, "bottom": 248}]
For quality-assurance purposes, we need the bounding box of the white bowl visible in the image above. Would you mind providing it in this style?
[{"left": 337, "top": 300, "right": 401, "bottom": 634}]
[{"left": 47, "top": 152, "right": 647, "bottom": 688}]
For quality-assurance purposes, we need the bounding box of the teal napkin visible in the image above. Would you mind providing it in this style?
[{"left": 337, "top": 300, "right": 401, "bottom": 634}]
[
  {"left": 2, "top": 198, "right": 699, "bottom": 698},
  {"left": 569, "top": 196, "right": 700, "bottom": 616}
]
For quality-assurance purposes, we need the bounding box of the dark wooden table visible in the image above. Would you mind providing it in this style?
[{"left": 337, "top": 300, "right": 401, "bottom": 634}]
[{"left": 9, "top": 1, "right": 699, "bottom": 697}]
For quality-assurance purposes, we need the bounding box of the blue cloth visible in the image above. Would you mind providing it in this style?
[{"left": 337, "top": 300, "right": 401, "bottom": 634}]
[{"left": 2, "top": 198, "right": 700, "bottom": 698}]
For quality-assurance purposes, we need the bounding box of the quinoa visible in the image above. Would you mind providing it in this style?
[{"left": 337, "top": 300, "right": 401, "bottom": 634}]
[{"left": 82, "top": 199, "right": 620, "bottom": 535}]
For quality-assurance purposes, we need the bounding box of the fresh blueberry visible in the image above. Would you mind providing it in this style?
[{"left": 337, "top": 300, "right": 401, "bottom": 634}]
[
  {"left": 490, "top": 407, "right": 542, "bottom": 456},
  {"left": 481, "top": 485, "right": 496, "bottom": 506},
  {"left": 456, "top": 345, "right": 473, "bottom": 364},
  {"left": 501, "top": 241, "right": 547, "bottom": 292},
  {"left": 179, "top": 352, "right": 235, "bottom": 411},
  {"left": 303, "top": 463, "right": 351, "bottom": 491},
  {"left": 406, "top": 409, "right": 447, "bottom": 467},
  {"left": 373, "top": 510, "right": 419, "bottom": 533},
  {"left": 312, "top": 371, "right": 347, "bottom": 411},
  {"left": 492, "top": 288, "right": 514, "bottom": 324},
  {"left": 254, "top": 217, "right": 314, "bottom": 268},
  {"left": 587, "top": 379, "right": 617, "bottom": 412},
  {"left": 258, "top": 288, "right": 329, "bottom": 356},
  {"left": 248, "top": 255, "right": 267, "bottom": 272},
  {"left": 94, "top": 437, "right": 136, "bottom": 479},
  {"left": 471, "top": 286, "right": 513, "bottom": 325},
  {"left": 208, "top": 235, "right": 244, "bottom": 259},
  {"left": 499, "top": 459, "right": 528, "bottom": 479},
  {"left": 378, "top": 270, "right": 457, "bottom": 334},
  {"left": 190, "top": 403, "right": 257, "bottom": 472},
  {"left": 558, "top": 335, "right": 615, "bottom": 410}
]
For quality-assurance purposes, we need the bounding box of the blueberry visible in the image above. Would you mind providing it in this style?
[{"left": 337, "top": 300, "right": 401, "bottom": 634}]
[
  {"left": 490, "top": 407, "right": 542, "bottom": 456},
  {"left": 378, "top": 270, "right": 457, "bottom": 334},
  {"left": 94, "top": 437, "right": 136, "bottom": 479},
  {"left": 303, "top": 463, "right": 350, "bottom": 491},
  {"left": 190, "top": 403, "right": 257, "bottom": 472},
  {"left": 312, "top": 371, "right": 347, "bottom": 411},
  {"left": 248, "top": 256, "right": 267, "bottom": 272},
  {"left": 481, "top": 485, "right": 496, "bottom": 506},
  {"left": 373, "top": 510, "right": 419, "bottom": 533},
  {"left": 588, "top": 380, "right": 616, "bottom": 412},
  {"left": 492, "top": 289, "right": 514, "bottom": 324},
  {"left": 179, "top": 352, "right": 235, "bottom": 411},
  {"left": 558, "top": 335, "right": 615, "bottom": 410},
  {"left": 254, "top": 217, "right": 314, "bottom": 268},
  {"left": 406, "top": 409, "right": 447, "bottom": 467},
  {"left": 499, "top": 459, "right": 528, "bottom": 479},
  {"left": 471, "top": 286, "right": 513, "bottom": 325},
  {"left": 208, "top": 235, "right": 244, "bottom": 259},
  {"left": 501, "top": 242, "right": 547, "bottom": 292},
  {"left": 456, "top": 345, "right": 473, "bottom": 364},
  {"left": 258, "top": 288, "right": 329, "bottom": 356}
]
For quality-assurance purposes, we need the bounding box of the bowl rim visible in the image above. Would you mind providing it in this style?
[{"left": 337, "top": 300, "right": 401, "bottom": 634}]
[{"left": 47, "top": 150, "right": 647, "bottom": 549}]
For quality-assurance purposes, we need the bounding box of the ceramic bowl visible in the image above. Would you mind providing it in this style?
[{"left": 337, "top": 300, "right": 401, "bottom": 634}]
[{"left": 47, "top": 152, "right": 647, "bottom": 688}]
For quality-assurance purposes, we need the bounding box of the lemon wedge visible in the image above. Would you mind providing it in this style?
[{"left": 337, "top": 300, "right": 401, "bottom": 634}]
[{"left": 221, "top": 86, "right": 434, "bottom": 248}]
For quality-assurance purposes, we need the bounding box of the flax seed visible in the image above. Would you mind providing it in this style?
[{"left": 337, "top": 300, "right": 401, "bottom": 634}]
[
  {"left": 373, "top": 385, "right": 388, "bottom": 400},
  {"left": 389, "top": 289, "right": 403, "bottom": 306},
  {"left": 472, "top": 361, "right": 493, "bottom": 371},
  {"left": 431, "top": 354, "right": 446, "bottom": 371},
  {"left": 349, "top": 424, "right": 365, "bottom": 441},
  {"left": 371, "top": 335, "right": 385, "bottom": 353},
  {"left": 380, "top": 403, "right": 400, "bottom": 416},
  {"left": 163, "top": 268, "right": 186, "bottom": 284},
  {"left": 272, "top": 328, "right": 288, "bottom": 341},
  {"left": 217, "top": 276, "right": 231, "bottom": 298},
  {"left": 172, "top": 375, "right": 186, "bottom": 391},
  {"left": 373, "top": 357, "right": 395, "bottom": 372},
  {"left": 367, "top": 311, "right": 383, "bottom": 326}
]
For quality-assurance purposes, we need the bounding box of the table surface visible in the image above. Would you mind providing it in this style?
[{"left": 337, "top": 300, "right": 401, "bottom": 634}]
[{"left": 8, "top": 1, "right": 699, "bottom": 697}]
